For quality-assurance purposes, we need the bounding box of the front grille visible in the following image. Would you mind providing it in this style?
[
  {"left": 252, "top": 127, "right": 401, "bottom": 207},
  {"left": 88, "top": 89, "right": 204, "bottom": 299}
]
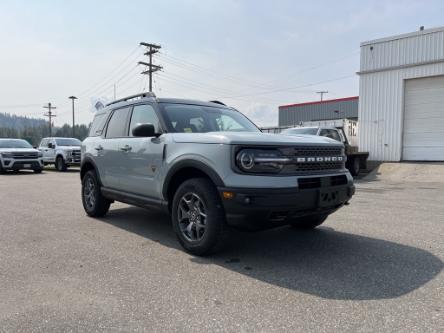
[
  {"left": 11, "top": 153, "right": 39, "bottom": 159},
  {"left": 279, "top": 146, "right": 345, "bottom": 174},
  {"left": 71, "top": 150, "right": 81, "bottom": 157},
  {"left": 280, "top": 146, "right": 343, "bottom": 157}
]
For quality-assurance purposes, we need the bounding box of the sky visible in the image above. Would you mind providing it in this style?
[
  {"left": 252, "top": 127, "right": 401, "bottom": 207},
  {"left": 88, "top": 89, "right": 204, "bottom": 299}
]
[{"left": 0, "top": 0, "right": 443, "bottom": 127}]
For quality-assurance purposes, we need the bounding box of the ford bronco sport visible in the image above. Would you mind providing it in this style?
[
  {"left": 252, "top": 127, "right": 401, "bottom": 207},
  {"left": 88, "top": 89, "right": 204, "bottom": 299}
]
[{"left": 81, "top": 92, "right": 355, "bottom": 255}]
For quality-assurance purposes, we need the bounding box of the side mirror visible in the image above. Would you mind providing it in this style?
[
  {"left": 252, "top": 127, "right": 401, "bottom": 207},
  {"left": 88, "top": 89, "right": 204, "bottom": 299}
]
[
  {"left": 48, "top": 143, "right": 54, "bottom": 149},
  {"left": 132, "top": 123, "right": 156, "bottom": 137}
]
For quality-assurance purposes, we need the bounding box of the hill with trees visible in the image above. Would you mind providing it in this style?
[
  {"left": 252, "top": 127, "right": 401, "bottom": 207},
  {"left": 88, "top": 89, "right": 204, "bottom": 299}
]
[{"left": 0, "top": 112, "right": 89, "bottom": 146}]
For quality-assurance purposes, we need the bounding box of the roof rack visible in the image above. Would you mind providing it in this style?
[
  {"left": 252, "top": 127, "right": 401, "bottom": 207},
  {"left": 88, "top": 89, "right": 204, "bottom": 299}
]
[
  {"left": 209, "top": 100, "right": 226, "bottom": 106},
  {"left": 106, "top": 92, "right": 156, "bottom": 107}
]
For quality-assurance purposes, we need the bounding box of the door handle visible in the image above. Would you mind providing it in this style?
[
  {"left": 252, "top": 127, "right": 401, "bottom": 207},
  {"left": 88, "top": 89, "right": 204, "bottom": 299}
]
[
  {"left": 120, "top": 145, "right": 132, "bottom": 152},
  {"left": 95, "top": 145, "right": 104, "bottom": 151}
]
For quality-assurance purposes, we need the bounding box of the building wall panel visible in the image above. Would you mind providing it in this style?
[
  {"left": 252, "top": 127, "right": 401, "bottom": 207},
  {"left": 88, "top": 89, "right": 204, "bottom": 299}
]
[{"left": 359, "top": 63, "right": 444, "bottom": 161}]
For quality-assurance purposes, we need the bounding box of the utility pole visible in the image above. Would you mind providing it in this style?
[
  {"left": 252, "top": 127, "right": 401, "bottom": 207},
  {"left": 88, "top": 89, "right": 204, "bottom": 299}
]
[
  {"left": 68, "top": 96, "right": 77, "bottom": 137},
  {"left": 139, "top": 42, "right": 162, "bottom": 92},
  {"left": 316, "top": 91, "right": 328, "bottom": 101},
  {"left": 43, "top": 103, "right": 57, "bottom": 137}
]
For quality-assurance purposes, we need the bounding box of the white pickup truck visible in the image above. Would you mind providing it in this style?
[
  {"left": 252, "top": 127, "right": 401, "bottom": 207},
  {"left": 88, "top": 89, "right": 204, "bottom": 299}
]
[{"left": 38, "top": 137, "right": 82, "bottom": 171}]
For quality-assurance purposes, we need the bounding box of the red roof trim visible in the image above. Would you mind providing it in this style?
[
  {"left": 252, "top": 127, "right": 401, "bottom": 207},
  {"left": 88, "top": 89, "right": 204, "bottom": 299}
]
[{"left": 279, "top": 96, "right": 359, "bottom": 109}]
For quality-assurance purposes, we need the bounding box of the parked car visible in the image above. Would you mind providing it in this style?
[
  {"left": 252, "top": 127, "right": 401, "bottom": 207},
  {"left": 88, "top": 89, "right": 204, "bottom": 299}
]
[
  {"left": 81, "top": 92, "right": 355, "bottom": 255},
  {"left": 38, "top": 137, "right": 82, "bottom": 171},
  {"left": 0, "top": 138, "right": 43, "bottom": 173},
  {"left": 281, "top": 126, "right": 369, "bottom": 176}
]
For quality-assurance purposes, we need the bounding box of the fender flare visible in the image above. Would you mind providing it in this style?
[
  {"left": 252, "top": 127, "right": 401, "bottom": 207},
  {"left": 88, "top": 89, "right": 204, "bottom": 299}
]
[
  {"left": 162, "top": 159, "right": 224, "bottom": 199},
  {"left": 80, "top": 156, "right": 103, "bottom": 185}
]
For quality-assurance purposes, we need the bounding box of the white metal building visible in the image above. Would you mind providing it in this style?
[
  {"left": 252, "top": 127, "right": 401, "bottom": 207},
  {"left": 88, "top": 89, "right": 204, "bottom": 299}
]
[{"left": 359, "top": 26, "right": 444, "bottom": 161}]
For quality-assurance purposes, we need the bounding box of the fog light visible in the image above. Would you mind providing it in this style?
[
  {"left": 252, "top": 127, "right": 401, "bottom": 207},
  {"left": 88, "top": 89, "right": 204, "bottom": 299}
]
[
  {"left": 244, "top": 197, "right": 251, "bottom": 205},
  {"left": 222, "top": 191, "right": 234, "bottom": 200}
]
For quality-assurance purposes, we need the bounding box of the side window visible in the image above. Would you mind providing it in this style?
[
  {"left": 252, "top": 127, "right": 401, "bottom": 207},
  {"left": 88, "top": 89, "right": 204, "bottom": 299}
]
[
  {"left": 129, "top": 104, "right": 160, "bottom": 136},
  {"left": 105, "top": 107, "right": 131, "bottom": 139},
  {"left": 319, "top": 129, "right": 329, "bottom": 137},
  {"left": 329, "top": 130, "right": 342, "bottom": 142},
  {"left": 40, "top": 139, "right": 47, "bottom": 147},
  {"left": 89, "top": 113, "right": 107, "bottom": 137}
]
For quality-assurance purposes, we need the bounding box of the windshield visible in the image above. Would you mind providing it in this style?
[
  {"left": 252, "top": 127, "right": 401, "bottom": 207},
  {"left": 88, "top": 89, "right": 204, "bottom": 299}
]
[
  {"left": 0, "top": 139, "right": 33, "bottom": 149},
  {"left": 282, "top": 128, "right": 318, "bottom": 135},
  {"left": 55, "top": 138, "right": 82, "bottom": 146},
  {"left": 159, "top": 103, "right": 260, "bottom": 133}
]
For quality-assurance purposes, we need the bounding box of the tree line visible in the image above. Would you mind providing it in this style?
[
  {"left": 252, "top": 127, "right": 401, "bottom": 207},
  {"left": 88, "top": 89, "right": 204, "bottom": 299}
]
[{"left": 0, "top": 113, "right": 90, "bottom": 146}]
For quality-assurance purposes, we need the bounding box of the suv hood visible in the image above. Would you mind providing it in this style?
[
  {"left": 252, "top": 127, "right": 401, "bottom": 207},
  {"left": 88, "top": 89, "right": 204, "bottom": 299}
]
[
  {"left": 171, "top": 132, "right": 342, "bottom": 146},
  {"left": 57, "top": 146, "right": 81, "bottom": 151},
  {"left": 0, "top": 148, "right": 39, "bottom": 153}
]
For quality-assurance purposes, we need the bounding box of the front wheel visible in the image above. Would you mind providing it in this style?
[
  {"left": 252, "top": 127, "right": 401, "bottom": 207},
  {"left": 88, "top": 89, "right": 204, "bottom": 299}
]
[
  {"left": 290, "top": 214, "right": 328, "bottom": 229},
  {"left": 81, "top": 170, "right": 111, "bottom": 217},
  {"left": 171, "top": 178, "right": 228, "bottom": 256},
  {"left": 55, "top": 156, "right": 67, "bottom": 172},
  {"left": 349, "top": 157, "right": 360, "bottom": 176},
  {"left": 33, "top": 168, "right": 43, "bottom": 174}
]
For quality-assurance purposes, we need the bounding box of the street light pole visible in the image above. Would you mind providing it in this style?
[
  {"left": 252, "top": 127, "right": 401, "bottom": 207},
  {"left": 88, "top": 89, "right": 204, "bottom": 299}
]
[{"left": 68, "top": 96, "right": 77, "bottom": 137}]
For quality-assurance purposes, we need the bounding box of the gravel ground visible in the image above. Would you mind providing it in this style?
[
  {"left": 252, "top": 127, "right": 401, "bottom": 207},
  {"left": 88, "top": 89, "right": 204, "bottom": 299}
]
[{"left": 0, "top": 167, "right": 443, "bottom": 332}]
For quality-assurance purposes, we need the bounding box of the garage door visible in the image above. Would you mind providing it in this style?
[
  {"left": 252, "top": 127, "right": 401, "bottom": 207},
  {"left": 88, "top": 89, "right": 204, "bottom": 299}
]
[{"left": 403, "top": 76, "right": 444, "bottom": 161}]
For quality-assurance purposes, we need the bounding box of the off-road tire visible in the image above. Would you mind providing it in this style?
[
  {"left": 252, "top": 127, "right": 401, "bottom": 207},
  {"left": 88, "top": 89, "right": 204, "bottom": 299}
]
[
  {"left": 290, "top": 214, "right": 328, "bottom": 229},
  {"left": 172, "top": 178, "right": 229, "bottom": 256},
  {"left": 349, "top": 157, "right": 360, "bottom": 176},
  {"left": 81, "top": 170, "right": 111, "bottom": 217}
]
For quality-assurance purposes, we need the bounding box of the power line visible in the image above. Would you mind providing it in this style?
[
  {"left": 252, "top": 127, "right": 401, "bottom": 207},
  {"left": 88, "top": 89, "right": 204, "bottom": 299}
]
[
  {"left": 221, "top": 74, "right": 356, "bottom": 99},
  {"left": 77, "top": 45, "right": 142, "bottom": 97}
]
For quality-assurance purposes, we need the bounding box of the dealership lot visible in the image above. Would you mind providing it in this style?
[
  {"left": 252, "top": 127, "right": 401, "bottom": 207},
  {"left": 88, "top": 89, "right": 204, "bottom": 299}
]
[{"left": 0, "top": 166, "right": 443, "bottom": 332}]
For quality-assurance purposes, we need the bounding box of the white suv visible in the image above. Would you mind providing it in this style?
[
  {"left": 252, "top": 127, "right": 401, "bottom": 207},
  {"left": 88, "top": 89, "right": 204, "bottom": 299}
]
[
  {"left": 0, "top": 138, "right": 43, "bottom": 173},
  {"left": 39, "top": 137, "right": 82, "bottom": 171}
]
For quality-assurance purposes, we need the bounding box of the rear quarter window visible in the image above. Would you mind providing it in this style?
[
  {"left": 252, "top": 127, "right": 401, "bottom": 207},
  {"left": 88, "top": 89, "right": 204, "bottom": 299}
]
[{"left": 89, "top": 113, "right": 107, "bottom": 137}]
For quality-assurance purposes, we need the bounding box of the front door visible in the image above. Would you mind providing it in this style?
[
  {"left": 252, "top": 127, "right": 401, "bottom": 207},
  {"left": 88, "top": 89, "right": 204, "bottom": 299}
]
[
  {"left": 44, "top": 139, "right": 56, "bottom": 162},
  {"left": 118, "top": 104, "right": 164, "bottom": 199}
]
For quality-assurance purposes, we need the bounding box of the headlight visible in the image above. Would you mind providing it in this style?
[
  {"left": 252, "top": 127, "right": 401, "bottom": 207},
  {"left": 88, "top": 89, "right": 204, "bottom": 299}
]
[
  {"left": 65, "top": 150, "right": 72, "bottom": 157},
  {"left": 235, "top": 148, "right": 289, "bottom": 174},
  {"left": 0, "top": 152, "right": 13, "bottom": 158}
]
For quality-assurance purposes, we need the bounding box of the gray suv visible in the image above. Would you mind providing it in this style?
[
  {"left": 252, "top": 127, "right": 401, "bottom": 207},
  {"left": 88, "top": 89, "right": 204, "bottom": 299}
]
[{"left": 81, "top": 93, "right": 355, "bottom": 255}]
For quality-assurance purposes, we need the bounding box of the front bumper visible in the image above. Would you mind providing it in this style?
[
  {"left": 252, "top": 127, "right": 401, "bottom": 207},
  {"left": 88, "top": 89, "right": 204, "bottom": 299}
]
[
  {"left": 218, "top": 176, "right": 355, "bottom": 230},
  {"left": 1, "top": 158, "right": 44, "bottom": 170}
]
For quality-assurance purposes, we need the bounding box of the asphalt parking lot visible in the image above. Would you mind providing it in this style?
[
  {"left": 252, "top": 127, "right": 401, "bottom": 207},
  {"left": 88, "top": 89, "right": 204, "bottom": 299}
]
[{"left": 0, "top": 165, "right": 443, "bottom": 332}]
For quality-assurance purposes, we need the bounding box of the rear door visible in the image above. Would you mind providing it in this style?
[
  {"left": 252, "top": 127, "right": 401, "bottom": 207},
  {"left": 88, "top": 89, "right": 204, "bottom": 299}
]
[
  {"left": 98, "top": 106, "right": 132, "bottom": 189},
  {"left": 117, "top": 103, "right": 165, "bottom": 198}
]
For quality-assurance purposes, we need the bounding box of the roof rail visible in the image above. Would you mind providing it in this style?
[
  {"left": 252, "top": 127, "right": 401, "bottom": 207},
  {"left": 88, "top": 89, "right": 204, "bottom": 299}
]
[
  {"left": 106, "top": 92, "right": 156, "bottom": 107},
  {"left": 209, "top": 100, "right": 226, "bottom": 106}
]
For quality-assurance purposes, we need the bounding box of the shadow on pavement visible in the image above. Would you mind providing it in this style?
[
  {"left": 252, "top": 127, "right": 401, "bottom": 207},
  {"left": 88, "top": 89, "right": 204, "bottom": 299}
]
[{"left": 98, "top": 206, "right": 443, "bottom": 301}]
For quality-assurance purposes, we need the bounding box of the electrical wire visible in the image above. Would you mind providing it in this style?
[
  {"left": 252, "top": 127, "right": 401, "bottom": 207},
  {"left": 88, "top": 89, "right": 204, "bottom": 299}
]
[{"left": 77, "top": 45, "right": 143, "bottom": 97}]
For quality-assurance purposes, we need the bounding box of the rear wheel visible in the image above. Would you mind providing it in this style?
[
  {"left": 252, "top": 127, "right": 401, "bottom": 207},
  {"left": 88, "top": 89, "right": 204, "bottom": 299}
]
[
  {"left": 81, "top": 170, "right": 111, "bottom": 217},
  {"left": 55, "top": 156, "right": 67, "bottom": 172},
  {"left": 172, "top": 178, "right": 228, "bottom": 256},
  {"left": 290, "top": 214, "right": 328, "bottom": 229}
]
